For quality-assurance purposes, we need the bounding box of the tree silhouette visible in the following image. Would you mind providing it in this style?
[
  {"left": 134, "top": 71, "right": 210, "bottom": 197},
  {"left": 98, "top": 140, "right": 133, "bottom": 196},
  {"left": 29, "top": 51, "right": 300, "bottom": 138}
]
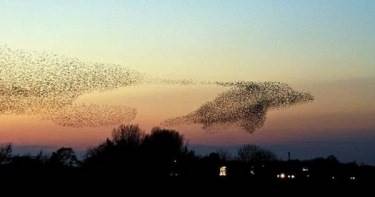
[
  {"left": 142, "top": 127, "right": 186, "bottom": 176},
  {"left": 237, "top": 144, "right": 276, "bottom": 164},
  {"left": 112, "top": 124, "right": 144, "bottom": 147},
  {"left": 84, "top": 124, "right": 145, "bottom": 173},
  {"left": 143, "top": 127, "right": 184, "bottom": 160},
  {"left": 215, "top": 149, "right": 232, "bottom": 161},
  {"left": 0, "top": 144, "right": 12, "bottom": 165},
  {"left": 49, "top": 147, "right": 79, "bottom": 168},
  {"left": 0, "top": 123, "right": 371, "bottom": 187}
]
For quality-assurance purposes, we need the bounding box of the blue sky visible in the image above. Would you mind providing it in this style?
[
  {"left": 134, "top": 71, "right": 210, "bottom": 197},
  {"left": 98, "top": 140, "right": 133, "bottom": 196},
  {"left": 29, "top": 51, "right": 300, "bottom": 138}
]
[{"left": 1, "top": 0, "right": 374, "bottom": 81}]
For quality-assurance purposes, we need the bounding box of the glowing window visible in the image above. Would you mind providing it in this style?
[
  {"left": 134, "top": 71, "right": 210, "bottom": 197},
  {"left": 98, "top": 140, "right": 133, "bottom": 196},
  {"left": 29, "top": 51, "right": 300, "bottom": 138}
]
[{"left": 219, "top": 166, "right": 227, "bottom": 176}]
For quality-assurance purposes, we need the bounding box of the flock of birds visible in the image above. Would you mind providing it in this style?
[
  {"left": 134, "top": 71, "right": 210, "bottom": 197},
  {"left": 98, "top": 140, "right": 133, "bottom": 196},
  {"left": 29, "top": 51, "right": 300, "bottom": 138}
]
[
  {"left": 0, "top": 46, "right": 313, "bottom": 133},
  {"left": 164, "top": 81, "right": 313, "bottom": 133}
]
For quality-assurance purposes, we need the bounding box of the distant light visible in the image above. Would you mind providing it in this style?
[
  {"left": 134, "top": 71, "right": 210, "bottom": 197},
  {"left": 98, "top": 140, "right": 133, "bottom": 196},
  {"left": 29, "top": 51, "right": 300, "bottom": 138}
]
[
  {"left": 277, "top": 173, "right": 294, "bottom": 179},
  {"left": 350, "top": 176, "right": 356, "bottom": 181},
  {"left": 173, "top": 160, "right": 177, "bottom": 163},
  {"left": 302, "top": 168, "right": 309, "bottom": 172},
  {"left": 278, "top": 173, "right": 286, "bottom": 179},
  {"left": 250, "top": 170, "right": 255, "bottom": 175},
  {"left": 331, "top": 176, "right": 335, "bottom": 180},
  {"left": 306, "top": 174, "right": 310, "bottom": 178},
  {"left": 219, "top": 166, "right": 227, "bottom": 177},
  {"left": 169, "top": 172, "right": 179, "bottom": 177}
]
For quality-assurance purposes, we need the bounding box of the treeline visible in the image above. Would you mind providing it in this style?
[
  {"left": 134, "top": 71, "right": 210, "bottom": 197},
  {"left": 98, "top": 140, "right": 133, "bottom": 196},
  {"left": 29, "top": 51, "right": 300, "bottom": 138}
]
[
  {"left": 0, "top": 124, "right": 278, "bottom": 176},
  {"left": 0, "top": 124, "right": 374, "bottom": 184}
]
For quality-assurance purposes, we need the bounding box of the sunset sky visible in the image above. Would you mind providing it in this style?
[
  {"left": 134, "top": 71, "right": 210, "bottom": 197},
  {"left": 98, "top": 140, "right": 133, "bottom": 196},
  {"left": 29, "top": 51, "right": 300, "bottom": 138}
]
[{"left": 0, "top": 0, "right": 374, "bottom": 164}]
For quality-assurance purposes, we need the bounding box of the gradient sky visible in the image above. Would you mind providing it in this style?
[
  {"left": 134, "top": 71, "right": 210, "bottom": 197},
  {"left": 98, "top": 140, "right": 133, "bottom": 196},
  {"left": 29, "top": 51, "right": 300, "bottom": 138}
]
[{"left": 0, "top": 0, "right": 374, "bottom": 163}]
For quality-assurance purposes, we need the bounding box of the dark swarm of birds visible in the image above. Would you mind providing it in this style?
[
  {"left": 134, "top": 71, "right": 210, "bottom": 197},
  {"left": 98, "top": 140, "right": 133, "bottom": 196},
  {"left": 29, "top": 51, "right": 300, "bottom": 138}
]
[{"left": 0, "top": 46, "right": 313, "bottom": 133}]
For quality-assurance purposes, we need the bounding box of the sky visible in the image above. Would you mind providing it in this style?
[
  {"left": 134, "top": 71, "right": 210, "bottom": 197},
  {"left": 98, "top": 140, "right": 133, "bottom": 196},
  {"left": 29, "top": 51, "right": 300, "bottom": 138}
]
[{"left": 0, "top": 0, "right": 374, "bottom": 163}]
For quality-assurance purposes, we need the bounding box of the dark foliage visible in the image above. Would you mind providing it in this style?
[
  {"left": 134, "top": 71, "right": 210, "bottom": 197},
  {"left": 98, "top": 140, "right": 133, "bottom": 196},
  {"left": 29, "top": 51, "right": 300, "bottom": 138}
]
[{"left": 0, "top": 124, "right": 373, "bottom": 192}]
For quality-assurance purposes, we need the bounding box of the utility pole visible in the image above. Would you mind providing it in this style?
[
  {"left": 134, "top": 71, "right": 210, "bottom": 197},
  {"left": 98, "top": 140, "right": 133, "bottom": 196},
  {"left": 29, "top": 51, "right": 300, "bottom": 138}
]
[{"left": 288, "top": 152, "right": 291, "bottom": 161}]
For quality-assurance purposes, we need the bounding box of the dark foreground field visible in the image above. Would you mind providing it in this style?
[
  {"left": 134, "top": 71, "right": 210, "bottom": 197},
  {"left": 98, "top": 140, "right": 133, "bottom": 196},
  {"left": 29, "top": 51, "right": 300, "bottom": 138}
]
[{"left": 0, "top": 125, "right": 373, "bottom": 194}]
